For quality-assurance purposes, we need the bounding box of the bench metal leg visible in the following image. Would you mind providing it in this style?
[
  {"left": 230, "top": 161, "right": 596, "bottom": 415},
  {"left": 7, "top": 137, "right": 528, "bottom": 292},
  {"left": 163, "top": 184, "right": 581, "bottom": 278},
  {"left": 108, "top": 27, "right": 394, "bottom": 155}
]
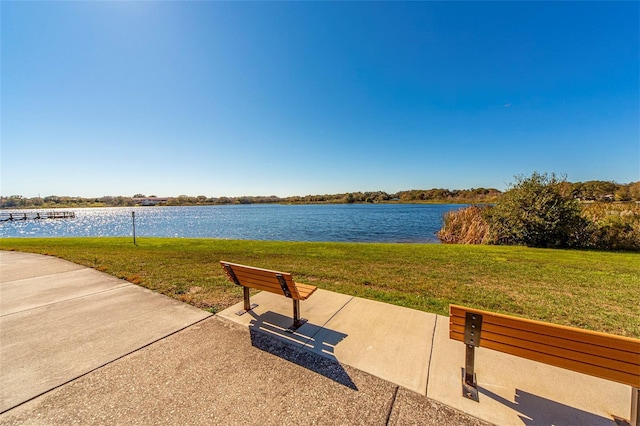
[
  {"left": 632, "top": 386, "right": 639, "bottom": 426},
  {"left": 235, "top": 287, "right": 258, "bottom": 316},
  {"left": 462, "top": 312, "right": 482, "bottom": 402},
  {"left": 462, "top": 344, "right": 479, "bottom": 401},
  {"left": 285, "top": 299, "right": 307, "bottom": 332}
]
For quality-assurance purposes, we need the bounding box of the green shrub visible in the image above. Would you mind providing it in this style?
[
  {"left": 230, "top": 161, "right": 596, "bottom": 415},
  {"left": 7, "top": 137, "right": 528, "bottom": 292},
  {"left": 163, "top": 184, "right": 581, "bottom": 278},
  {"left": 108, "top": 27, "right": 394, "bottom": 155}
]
[
  {"left": 484, "top": 172, "right": 587, "bottom": 248},
  {"left": 581, "top": 203, "right": 640, "bottom": 250}
]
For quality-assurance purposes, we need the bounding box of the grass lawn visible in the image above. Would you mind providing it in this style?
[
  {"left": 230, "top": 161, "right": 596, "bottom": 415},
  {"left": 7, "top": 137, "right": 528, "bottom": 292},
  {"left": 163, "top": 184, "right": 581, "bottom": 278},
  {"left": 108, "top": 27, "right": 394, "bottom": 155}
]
[{"left": 1, "top": 237, "right": 638, "bottom": 338}]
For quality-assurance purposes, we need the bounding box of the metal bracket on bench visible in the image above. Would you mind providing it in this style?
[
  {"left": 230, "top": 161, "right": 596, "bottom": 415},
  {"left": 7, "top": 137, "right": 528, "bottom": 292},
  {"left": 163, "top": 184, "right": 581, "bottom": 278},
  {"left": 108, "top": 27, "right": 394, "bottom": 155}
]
[
  {"left": 223, "top": 264, "right": 241, "bottom": 286},
  {"left": 276, "top": 274, "right": 292, "bottom": 298},
  {"left": 462, "top": 312, "right": 483, "bottom": 402}
]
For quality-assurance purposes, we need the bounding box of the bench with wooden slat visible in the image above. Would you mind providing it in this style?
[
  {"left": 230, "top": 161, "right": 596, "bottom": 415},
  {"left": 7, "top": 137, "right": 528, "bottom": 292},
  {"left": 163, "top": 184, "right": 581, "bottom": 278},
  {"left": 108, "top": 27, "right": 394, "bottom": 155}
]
[
  {"left": 220, "top": 261, "right": 317, "bottom": 331},
  {"left": 449, "top": 304, "right": 640, "bottom": 426}
]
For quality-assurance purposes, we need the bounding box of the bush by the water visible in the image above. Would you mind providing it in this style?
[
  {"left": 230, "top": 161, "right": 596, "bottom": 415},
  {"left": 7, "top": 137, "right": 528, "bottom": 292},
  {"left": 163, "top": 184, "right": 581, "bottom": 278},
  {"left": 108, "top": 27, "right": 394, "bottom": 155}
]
[
  {"left": 438, "top": 172, "right": 640, "bottom": 251},
  {"left": 484, "top": 172, "right": 586, "bottom": 248}
]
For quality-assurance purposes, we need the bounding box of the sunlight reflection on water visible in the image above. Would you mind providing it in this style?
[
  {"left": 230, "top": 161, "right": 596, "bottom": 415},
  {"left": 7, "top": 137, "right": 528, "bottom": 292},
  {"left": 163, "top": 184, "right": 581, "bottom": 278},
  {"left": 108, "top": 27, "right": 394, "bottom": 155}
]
[{"left": 0, "top": 204, "right": 467, "bottom": 242}]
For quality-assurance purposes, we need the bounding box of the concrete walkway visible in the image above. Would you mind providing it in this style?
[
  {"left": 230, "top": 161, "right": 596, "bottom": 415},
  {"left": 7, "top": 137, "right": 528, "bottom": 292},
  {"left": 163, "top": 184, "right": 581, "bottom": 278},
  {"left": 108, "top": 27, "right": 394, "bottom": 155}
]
[
  {"left": 217, "top": 290, "right": 633, "bottom": 425},
  {"left": 0, "top": 251, "right": 634, "bottom": 425},
  {"left": 0, "top": 251, "right": 211, "bottom": 414}
]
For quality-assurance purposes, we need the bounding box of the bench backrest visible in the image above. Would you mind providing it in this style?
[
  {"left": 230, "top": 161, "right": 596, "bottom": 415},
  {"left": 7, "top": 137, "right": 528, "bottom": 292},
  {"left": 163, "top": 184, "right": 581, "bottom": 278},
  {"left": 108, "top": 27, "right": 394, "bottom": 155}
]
[
  {"left": 220, "top": 261, "right": 305, "bottom": 300},
  {"left": 450, "top": 305, "right": 640, "bottom": 388}
]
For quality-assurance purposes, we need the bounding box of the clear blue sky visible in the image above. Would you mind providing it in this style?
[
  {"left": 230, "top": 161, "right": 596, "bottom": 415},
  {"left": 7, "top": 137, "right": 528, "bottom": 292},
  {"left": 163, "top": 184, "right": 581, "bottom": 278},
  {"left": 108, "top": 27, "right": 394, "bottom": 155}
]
[{"left": 2, "top": 1, "right": 638, "bottom": 198}]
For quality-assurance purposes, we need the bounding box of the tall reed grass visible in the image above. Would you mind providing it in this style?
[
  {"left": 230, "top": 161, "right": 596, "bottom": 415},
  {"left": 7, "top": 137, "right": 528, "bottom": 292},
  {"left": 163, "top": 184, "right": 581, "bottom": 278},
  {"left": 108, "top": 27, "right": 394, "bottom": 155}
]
[{"left": 437, "top": 205, "right": 490, "bottom": 244}]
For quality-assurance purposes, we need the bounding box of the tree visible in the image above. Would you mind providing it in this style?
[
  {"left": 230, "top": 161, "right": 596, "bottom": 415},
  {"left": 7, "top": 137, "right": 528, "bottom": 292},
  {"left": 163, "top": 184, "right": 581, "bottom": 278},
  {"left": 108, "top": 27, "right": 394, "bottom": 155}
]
[
  {"left": 614, "top": 186, "right": 631, "bottom": 202},
  {"left": 628, "top": 182, "right": 640, "bottom": 201},
  {"left": 343, "top": 193, "right": 355, "bottom": 203},
  {"left": 485, "top": 172, "right": 587, "bottom": 248}
]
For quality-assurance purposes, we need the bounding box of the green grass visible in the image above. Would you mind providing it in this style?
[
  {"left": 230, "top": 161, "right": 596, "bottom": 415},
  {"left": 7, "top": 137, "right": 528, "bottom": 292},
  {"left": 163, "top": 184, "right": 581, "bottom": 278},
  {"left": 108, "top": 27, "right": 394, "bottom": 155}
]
[{"left": 2, "top": 237, "right": 639, "bottom": 338}]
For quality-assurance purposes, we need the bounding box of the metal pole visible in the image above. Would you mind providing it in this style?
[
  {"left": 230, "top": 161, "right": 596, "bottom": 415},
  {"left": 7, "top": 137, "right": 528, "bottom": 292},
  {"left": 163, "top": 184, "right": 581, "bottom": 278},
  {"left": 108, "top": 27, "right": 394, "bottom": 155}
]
[
  {"left": 465, "top": 344, "right": 475, "bottom": 385},
  {"left": 293, "top": 299, "right": 301, "bottom": 327},
  {"left": 132, "top": 211, "right": 136, "bottom": 245},
  {"left": 631, "top": 386, "right": 639, "bottom": 426},
  {"left": 243, "top": 287, "right": 251, "bottom": 311}
]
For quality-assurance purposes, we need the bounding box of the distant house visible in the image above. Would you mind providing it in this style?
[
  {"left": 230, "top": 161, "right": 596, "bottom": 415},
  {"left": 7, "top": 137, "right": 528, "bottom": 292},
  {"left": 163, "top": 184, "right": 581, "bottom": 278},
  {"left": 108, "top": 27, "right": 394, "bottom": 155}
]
[{"left": 132, "top": 197, "right": 169, "bottom": 206}]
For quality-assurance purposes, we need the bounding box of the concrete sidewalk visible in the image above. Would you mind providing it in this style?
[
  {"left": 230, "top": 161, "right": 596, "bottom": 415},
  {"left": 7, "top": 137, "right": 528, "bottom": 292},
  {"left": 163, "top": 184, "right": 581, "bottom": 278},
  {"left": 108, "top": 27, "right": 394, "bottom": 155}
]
[
  {"left": 0, "top": 251, "right": 211, "bottom": 414},
  {"left": 218, "top": 290, "right": 633, "bottom": 426},
  {"left": 0, "top": 251, "right": 634, "bottom": 425},
  {"left": 0, "top": 251, "right": 485, "bottom": 426}
]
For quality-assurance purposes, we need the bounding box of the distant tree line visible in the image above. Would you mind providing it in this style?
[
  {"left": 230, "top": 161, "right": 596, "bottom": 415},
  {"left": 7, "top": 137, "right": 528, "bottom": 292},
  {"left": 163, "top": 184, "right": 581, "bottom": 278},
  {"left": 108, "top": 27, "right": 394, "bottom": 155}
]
[
  {"left": 1, "top": 180, "right": 639, "bottom": 209},
  {"left": 394, "top": 188, "right": 502, "bottom": 203},
  {"left": 567, "top": 181, "right": 640, "bottom": 201},
  {"left": 0, "top": 195, "right": 136, "bottom": 209}
]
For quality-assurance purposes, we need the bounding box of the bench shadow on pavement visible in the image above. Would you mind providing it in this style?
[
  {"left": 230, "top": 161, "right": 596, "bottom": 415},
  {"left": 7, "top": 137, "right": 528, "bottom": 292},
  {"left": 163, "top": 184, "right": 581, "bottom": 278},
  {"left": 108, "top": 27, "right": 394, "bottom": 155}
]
[
  {"left": 478, "top": 384, "right": 619, "bottom": 426},
  {"left": 247, "top": 311, "right": 357, "bottom": 390}
]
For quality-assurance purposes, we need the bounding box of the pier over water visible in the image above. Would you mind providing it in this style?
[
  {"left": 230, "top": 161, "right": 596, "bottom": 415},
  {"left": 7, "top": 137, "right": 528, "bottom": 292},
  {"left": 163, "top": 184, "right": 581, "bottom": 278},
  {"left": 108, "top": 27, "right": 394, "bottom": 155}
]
[{"left": 0, "top": 211, "right": 76, "bottom": 222}]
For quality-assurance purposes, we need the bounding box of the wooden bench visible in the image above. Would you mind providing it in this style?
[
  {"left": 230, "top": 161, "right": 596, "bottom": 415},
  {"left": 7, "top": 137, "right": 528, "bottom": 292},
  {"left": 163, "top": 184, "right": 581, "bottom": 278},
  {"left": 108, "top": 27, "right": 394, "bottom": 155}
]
[
  {"left": 449, "top": 304, "right": 640, "bottom": 426},
  {"left": 220, "top": 261, "right": 317, "bottom": 331}
]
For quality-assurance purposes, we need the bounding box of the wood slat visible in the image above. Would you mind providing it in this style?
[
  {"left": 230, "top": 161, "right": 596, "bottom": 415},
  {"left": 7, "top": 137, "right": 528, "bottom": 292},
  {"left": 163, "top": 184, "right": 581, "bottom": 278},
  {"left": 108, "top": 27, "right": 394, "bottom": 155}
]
[
  {"left": 220, "top": 261, "right": 291, "bottom": 277},
  {"left": 450, "top": 323, "right": 639, "bottom": 366},
  {"left": 450, "top": 305, "right": 640, "bottom": 353},
  {"left": 228, "top": 270, "right": 297, "bottom": 292},
  {"left": 220, "top": 263, "right": 278, "bottom": 288},
  {"left": 237, "top": 273, "right": 301, "bottom": 300},
  {"left": 233, "top": 269, "right": 295, "bottom": 285},
  {"left": 449, "top": 305, "right": 640, "bottom": 388}
]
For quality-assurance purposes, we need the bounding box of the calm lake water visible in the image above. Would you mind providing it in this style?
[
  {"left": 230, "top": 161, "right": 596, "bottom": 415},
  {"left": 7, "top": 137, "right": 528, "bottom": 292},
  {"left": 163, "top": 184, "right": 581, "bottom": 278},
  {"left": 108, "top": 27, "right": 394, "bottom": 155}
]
[{"left": 0, "top": 204, "right": 468, "bottom": 243}]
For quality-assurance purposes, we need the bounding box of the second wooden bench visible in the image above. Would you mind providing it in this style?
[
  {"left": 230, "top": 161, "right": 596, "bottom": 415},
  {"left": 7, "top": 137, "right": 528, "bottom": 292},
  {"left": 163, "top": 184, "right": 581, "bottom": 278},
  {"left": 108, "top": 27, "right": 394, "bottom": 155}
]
[{"left": 449, "top": 304, "right": 640, "bottom": 426}]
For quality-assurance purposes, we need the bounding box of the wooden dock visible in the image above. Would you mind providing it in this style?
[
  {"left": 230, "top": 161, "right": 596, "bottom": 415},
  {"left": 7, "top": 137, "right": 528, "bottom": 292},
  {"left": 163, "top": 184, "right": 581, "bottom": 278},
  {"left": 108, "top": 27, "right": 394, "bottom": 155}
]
[{"left": 0, "top": 211, "right": 76, "bottom": 222}]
